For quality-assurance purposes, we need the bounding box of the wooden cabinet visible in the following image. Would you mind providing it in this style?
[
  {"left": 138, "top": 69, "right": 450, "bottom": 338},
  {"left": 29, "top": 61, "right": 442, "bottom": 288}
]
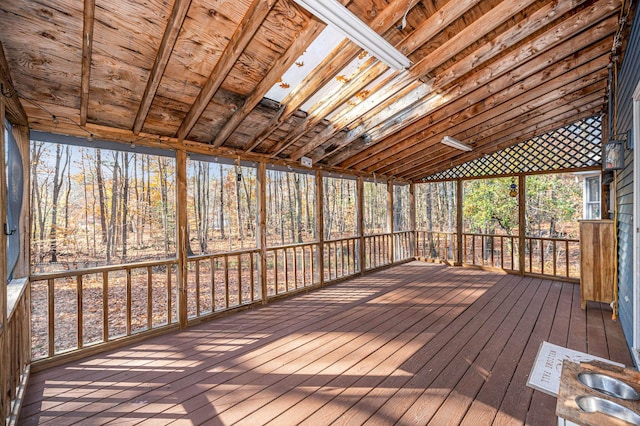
[{"left": 580, "top": 220, "right": 615, "bottom": 309}]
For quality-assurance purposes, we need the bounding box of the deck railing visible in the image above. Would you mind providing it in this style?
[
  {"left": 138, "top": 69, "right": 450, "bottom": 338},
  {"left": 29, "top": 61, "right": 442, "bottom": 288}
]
[
  {"left": 28, "top": 230, "right": 581, "bottom": 365},
  {"left": 186, "top": 249, "right": 261, "bottom": 322},
  {"left": 393, "top": 231, "right": 414, "bottom": 262},
  {"left": 29, "top": 259, "right": 179, "bottom": 361},
  {"left": 324, "top": 237, "right": 359, "bottom": 281},
  {"left": 463, "top": 232, "right": 519, "bottom": 272},
  {"left": 364, "top": 233, "right": 392, "bottom": 270},
  {"left": 416, "top": 231, "right": 456, "bottom": 263},
  {"left": 524, "top": 236, "right": 580, "bottom": 279},
  {"left": 266, "top": 242, "right": 319, "bottom": 296},
  {"left": 2, "top": 279, "right": 30, "bottom": 424}
]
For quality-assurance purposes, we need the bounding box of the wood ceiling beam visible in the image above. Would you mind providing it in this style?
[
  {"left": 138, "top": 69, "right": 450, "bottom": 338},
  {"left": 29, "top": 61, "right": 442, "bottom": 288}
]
[
  {"left": 244, "top": 0, "right": 421, "bottom": 152},
  {"left": 176, "top": 0, "right": 277, "bottom": 142},
  {"left": 360, "top": 52, "right": 610, "bottom": 173},
  {"left": 210, "top": 17, "right": 327, "bottom": 147},
  {"left": 383, "top": 81, "right": 606, "bottom": 177},
  {"left": 331, "top": 4, "right": 619, "bottom": 169},
  {"left": 133, "top": 0, "right": 192, "bottom": 134},
  {"left": 80, "top": 0, "right": 95, "bottom": 126},
  {"left": 289, "top": 0, "right": 544, "bottom": 161},
  {"left": 269, "top": 0, "right": 484, "bottom": 158},
  {"left": 0, "top": 40, "right": 27, "bottom": 126},
  {"left": 309, "top": 0, "right": 595, "bottom": 163},
  {"left": 404, "top": 101, "right": 604, "bottom": 180}
]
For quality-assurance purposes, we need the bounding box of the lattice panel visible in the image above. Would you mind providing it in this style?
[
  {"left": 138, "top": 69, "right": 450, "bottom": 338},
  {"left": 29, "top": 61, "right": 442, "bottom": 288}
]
[{"left": 422, "top": 116, "right": 602, "bottom": 181}]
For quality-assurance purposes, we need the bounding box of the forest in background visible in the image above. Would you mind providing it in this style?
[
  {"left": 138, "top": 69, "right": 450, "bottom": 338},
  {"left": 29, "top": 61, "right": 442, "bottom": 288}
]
[{"left": 31, "top": 141, "right": 587, "bottom": 273}]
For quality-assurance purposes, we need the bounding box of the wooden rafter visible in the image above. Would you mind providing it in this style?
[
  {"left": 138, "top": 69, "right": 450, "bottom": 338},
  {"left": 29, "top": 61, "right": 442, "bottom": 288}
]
[
  {"left": 359, "top": 48, "right": 612, "bottom": 173},
  {"left": 397, "top": 83, "right": 607, "bottom": 179},
  {"left": 406, "top": 103, "right": 604, "bottom": 180},
  {"left": 309, "top": 0, "right": 595, "bottom": 163},
  {"left": 243, "top": 0, "right": 433, "bottom": 153},
  {"left": 331, "top": 2, "right": 620, "bottom": 169},
  {"left": 384, "top": 82, "right": 607, "bottom": 178},
  {"left": 176, "top": 0, "right": 277, "bottom": 141},
  {"left": 79, "top": 0, "right": 95, "bottom": 126},
  {"left": 287, "top": 0, "right": 538, "bottom": 162},
  {"left": 210, "top": 18, "right": 327, "bottom": 147},
  {"left": 133, "top": 0, "right": 192, "bottom": 135},
  {"left": 270, "top": 0, "right": 484, "bottom": 158}
]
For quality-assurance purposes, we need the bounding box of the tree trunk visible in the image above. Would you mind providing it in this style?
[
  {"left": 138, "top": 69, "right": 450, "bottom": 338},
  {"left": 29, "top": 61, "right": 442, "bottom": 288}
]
[
  {"left": 49, "top": 144, "right": 69, "bottom": 263},
  {"left": 96, "top": 149, "right": 108, "bottom": 244},
  {"left": 122, "top": 152, "right": 130, "bottom": 261},
  {"left": 107, "top": 152, "right": 120, "bottom": 263},
  {"left": 219, "top": 164, "right": 226, "bottom": 240},
  {"left": 235, "top": 165, "right": 244, "bottom": 247}
]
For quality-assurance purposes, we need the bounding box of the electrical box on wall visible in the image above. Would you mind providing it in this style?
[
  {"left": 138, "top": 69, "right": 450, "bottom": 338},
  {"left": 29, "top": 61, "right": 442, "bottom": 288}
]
[{"left": 301, "top": 156, "right": 312, "bottom": 168}]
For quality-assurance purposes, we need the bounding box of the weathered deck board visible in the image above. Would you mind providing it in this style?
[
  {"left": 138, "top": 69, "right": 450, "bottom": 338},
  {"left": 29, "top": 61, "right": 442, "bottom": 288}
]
[{"left": 20, "top": 262, "right": 632, "bottom": 425}]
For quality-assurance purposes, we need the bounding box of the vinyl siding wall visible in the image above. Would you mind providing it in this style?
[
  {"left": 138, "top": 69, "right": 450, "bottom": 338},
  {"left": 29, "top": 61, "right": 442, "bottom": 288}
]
[{"left": 615, "top": 10, "right": 640, "bottom": 354}]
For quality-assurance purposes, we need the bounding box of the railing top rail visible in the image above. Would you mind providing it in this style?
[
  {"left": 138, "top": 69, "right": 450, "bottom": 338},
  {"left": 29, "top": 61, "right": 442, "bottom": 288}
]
[
  {"left": 188, "top": 248, "right": 260, "bottom": 261},
  {"left": 462, "top": 232, "right": 518, "bottom": 238},
  {"left": 266, "top": 241, "right": 320, "bottom": 251},
  {"left": 363, "top": 232, "right": 393, "bottom": 238},
  {"left": 416, "top": 230, "right": 456, "bottom": 235},
  {"left": 524, "top": 236, "right": 580, "bottom": 243},
  {"left": 31, "top": 258, "right": 179, "bottom": 281},
  {"left": 324, "top": 236, "right": 359, "bottom": 244}
]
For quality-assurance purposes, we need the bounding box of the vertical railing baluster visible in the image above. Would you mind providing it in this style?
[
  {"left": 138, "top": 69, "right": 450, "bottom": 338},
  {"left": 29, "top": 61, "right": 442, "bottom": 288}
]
[
  {"left": 77, "top": 275, "right": 83, "bottom": 349},
  {"left": 103, "top": 271, "right": 109, "bottom": 341},
  {"left": 126, "top": 268, "right": 132, "bottom": 336},
  {"left": 147, "top": 266, "right": 153, "bottom": 330}
]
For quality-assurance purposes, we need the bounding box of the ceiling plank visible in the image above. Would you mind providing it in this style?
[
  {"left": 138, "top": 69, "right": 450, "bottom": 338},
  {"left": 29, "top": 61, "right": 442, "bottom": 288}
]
[
  {"left": 245, "top": 0, "right": 479, "bottom": 153},
  {"left": 287, "top": 0, "right": 540, "bottom": 161},
  {"left": 309, "top": 0, "right": 595, "bottom": 163},
  {"left": 405, "top": 101, "right": 604, "bottom": 180},
  {"left": 331, "top": 4, "right": 619, "bottom": 169},
  {"left": 0, "top": 40, "right": 27, "bottom": 126},
  {"left": 268, "top": 0, "right": 484, "bottom": 157},
  {"left": 360, "top": 51, "right": 611, "bottom": 173},
  {"left": 211, "top": 18, "right": 327, "bottom": 147},
  {"left": 175, "top": 0, "right": 277, "bottom": 141},
  {"left": 79, "top": 0, "right": 95, "bottom": 126},
  {"left": 379, "top": 79, "right": 607, "bottom": 177},
  {"left": 133, "top": 0, "right": 192, "bottom": 135}
]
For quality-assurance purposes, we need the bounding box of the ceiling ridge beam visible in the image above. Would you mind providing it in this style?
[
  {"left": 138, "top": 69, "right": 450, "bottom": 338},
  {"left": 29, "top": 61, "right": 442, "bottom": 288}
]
[
  {"left": 309, "top": 0, "right": 594, "bottom": 163},
  {"left": 245, "top": 0, "right": 480, "bottom": 153},
  {"left": 362, "top": 54, "right": 610, "bottom": 173},
  {"left": 406, "top": 103, "right": 603, "bottom": 180},
  {"left": 133, "top": 0, "right": 192, "bottom": 135},
  {"left": 288, "top": 0, "right": 540, "bottom": 161},
  {"left": 176, "top": 0, "right": 277, "bottom": 141},
  {"left": 332, "top": 2, "right": 619, "bottom": 168},
  {"left": 80, "top": 0, "right": 95, "bottom": 126},
  {"left": 382, "top": 81, "right": 606, "bottom": 177}
]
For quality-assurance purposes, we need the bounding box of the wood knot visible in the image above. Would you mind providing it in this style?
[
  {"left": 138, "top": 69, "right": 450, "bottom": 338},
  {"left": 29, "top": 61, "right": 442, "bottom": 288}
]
[{"left": 41, "top": 32, "right": 56, "bottom": 41}]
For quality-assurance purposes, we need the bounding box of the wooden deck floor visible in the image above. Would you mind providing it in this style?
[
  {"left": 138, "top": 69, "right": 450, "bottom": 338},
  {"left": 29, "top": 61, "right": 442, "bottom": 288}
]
[{"left": 20, "top": 262, "right": 632, "bottom": 425}]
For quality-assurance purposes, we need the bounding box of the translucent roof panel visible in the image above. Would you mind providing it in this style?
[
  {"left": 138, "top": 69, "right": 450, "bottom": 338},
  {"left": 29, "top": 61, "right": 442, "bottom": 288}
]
[{"left": 263, "top": 25, "right": 345, "bottom": 105}]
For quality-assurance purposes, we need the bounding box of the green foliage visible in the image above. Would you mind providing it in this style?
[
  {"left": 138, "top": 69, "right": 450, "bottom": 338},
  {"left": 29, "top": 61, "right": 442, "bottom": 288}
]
[{"left": 463, "top": 178, "right": 518, "bottom": 235}]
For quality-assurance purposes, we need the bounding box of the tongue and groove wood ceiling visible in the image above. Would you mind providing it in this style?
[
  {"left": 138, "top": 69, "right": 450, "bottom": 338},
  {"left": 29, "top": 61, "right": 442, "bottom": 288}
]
[{"left": 0, "top": 0, "right": 627, "bottom": 180}]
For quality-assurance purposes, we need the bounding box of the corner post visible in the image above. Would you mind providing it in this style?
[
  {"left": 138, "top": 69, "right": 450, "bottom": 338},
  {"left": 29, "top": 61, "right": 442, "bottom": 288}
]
[
  {"left": 357, "top": 176, "right": 365, "bottom": 274},
  {"left": 456, "top": 179, "right": 463, "bottom": 265},
  {"left": 388, "top": 180, "right": 394, "bottom": 263},
  {"left": 175, "top": 149, "right": 188, "bottom": 328},
  {"left": 316, "top": 170, "right": 324, "bottom": 286},
  {"left": 257, "top": 161, "right": 268, "bottom": 303},
  {"left": 518, "top": 174, "right": 526, "bottom": 275}
]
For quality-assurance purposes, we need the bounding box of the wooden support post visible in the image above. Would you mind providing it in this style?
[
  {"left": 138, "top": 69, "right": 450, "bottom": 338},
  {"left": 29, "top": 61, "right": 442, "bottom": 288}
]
[
  {"left": 410, "top": 182, "right": 416, "bottom": 258},
  {"left": 601, "top": 112, "right": 610, "bottom": 219},
  {"left": 316, "top": 170, "right": 324, "bottom": 286},
  {"left": 175, "top": 149, "right": 188, "bottom": 328},
  {"left": 0, "top": 99, "right": 6, "bottom": 329},
  {"left": 388, "top": 180, "right": 394, "bottom": 263},
  {"left": 257, "top": 162, "right": 268, "bottom": 303},
  {"left": 518, "top": 174, "right": 526, "bottom": 275},
  {"left": 0, "top": 99, "right": 7, "bottom": 423},
  {"left": 456, "top": 179, "right": 463, "bottom": 265},
  {"left": 357, "top": 176, "right": 364, "bottom": 274}
]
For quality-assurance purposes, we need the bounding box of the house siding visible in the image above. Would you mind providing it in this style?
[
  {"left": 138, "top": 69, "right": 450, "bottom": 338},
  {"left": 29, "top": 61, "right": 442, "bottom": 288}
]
[{"left": 615, "top": 11, "right": 640, "bottom": 353}]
